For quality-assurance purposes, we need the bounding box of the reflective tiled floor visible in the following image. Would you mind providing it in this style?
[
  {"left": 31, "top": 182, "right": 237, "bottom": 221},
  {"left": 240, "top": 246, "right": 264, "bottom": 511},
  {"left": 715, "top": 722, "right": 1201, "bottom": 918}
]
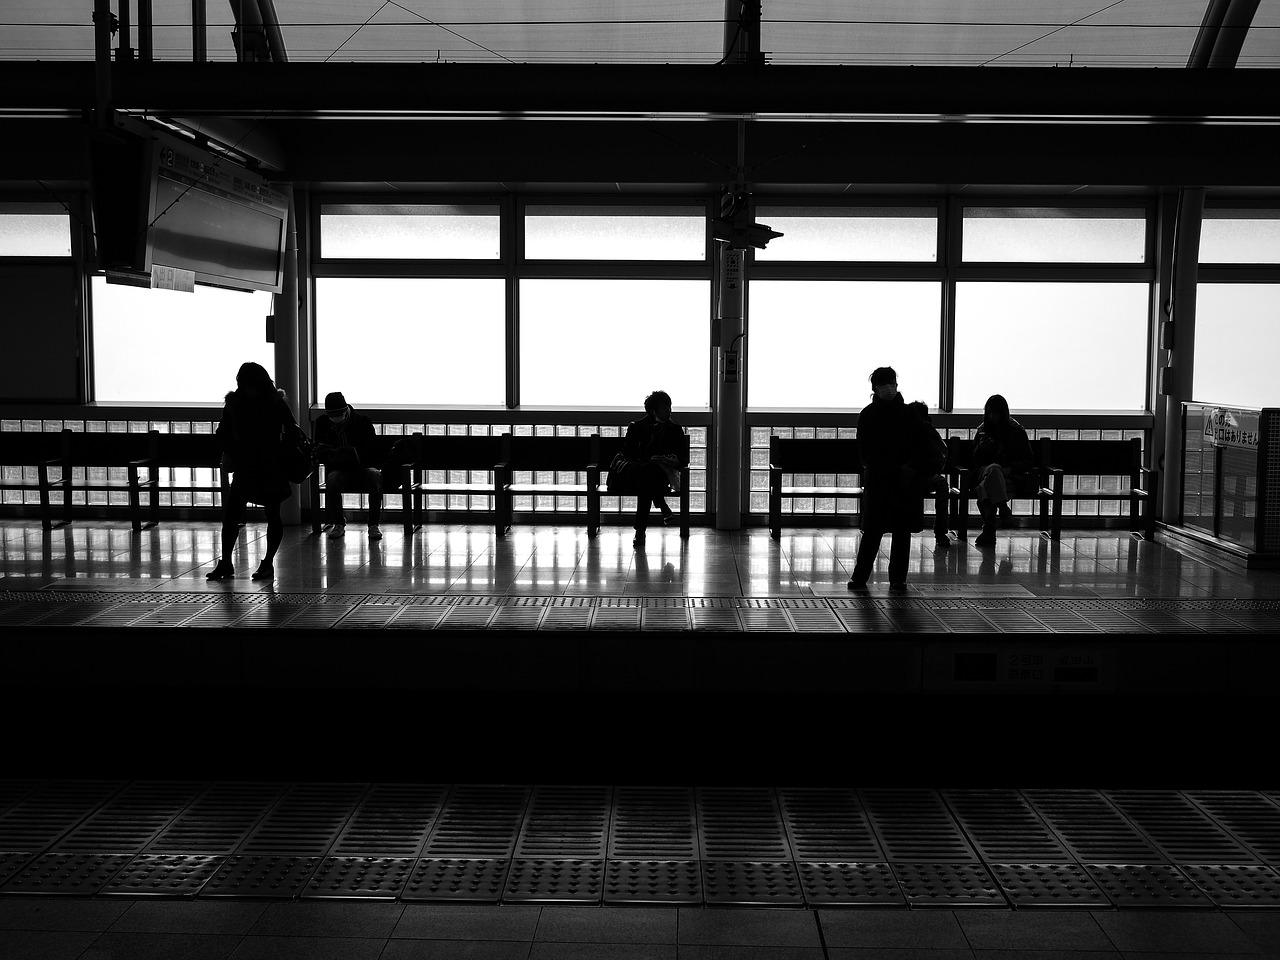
[
  {"left": 2, "top": 517, "right": 1278, "bottom": 601},
  {"left": 3, "top": 519, "right": 1280, "bottom": 958}
]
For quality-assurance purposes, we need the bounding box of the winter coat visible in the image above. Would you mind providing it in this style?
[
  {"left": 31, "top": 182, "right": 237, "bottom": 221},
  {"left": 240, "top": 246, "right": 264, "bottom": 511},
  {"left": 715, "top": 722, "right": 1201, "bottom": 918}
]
[
  {"left": 621, "top": 414, "right": 685, "bottom": 464},
  {"left": 857, "top": 393, "right": 927, "bottom": 534},
  {"left": 970, "top": 416, "right": 1037, "bottom": 497},
  {"left": 612, "top": 414, "right": 686, "bottom": 494},
  {"left": 314, "top": 406, "right": 379, "bottom": 472},
  {"left": 215, "top": 387, "right": 302, "bottom": 505}
]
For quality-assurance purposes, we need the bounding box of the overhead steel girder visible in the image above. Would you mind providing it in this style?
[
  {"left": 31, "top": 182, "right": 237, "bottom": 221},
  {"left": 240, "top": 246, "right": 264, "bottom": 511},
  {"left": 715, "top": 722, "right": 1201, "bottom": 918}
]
[{"left": 3, "top": 62, "right": 1279, "bottom": 123}]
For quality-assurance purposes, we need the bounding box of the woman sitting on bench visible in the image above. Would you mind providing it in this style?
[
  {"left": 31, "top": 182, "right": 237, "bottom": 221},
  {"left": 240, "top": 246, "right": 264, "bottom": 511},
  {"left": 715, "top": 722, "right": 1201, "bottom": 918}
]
[{"left": 970, "top": 393, "right": 1035, "bottom": 548}]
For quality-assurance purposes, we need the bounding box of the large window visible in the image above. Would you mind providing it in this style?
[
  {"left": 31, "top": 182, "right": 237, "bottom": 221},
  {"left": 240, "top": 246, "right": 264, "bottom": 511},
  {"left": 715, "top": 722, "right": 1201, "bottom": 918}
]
[
  {"left": 961, "top": 207, "right": 1147, "bottom": 263},
  {"left": 0, "top": 203, "right": 71, "bottom": 256},
  {"left": 92, "top": 278, "right": 274, "bottom": 403},
  {"left": 953, "top": 282, "right": 1149, "bottom": 410},
  {"left": 524, "top": 205, "right": 705, "bottom": 260},
  {"left": 519, "top": 279, "right": 709, "bottom": 407},
  {"left": 315, "top": 278, "right": 506, "bottom": 406},
  {"left": 754, "top": 206, "right": 938, "bottom": 262},
  {"left": 1200, "top": 210, "right": 1280, "bottom": 264},
  {"left": 1194, "top": 284, "right": 1280, "bottom": 409},
  {"left": 748, "top": 280, "right": 942, "bottom": 409},
  {"left": 318, "top": 204, "right": 500, "bottom": 259},
  {"left": 1195, "top": 208, "right": 1280, "bottom": 409}
]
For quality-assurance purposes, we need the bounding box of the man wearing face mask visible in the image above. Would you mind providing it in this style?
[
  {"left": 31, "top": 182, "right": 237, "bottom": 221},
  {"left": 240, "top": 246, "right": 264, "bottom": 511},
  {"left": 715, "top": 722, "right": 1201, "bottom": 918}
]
[
  {"left": 848, "top": 366, "right": 924, "bottom": 592},
  {"left": 314, "top": 391, "right": 383, "bottom": 541}
]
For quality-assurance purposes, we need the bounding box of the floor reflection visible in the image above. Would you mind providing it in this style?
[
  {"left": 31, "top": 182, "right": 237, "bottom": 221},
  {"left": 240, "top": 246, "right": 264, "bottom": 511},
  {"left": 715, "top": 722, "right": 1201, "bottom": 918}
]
[{"left": 1, "top": 519, "right": 1276, "bottom": 601}]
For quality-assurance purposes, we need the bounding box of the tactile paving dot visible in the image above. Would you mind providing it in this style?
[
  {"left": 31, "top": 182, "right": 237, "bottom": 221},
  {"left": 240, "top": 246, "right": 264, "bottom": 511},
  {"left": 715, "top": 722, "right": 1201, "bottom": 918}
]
[
  {"left": 198, "top": 855, "right": 320, "bottom": 899},
  {"left": 891, "top": 862, "right": 1007, "bottom": 907},
  {"left": 1082, "top": 864, "right": 1211, "bottom": 908},
  {"left": 989, "top": 863, "right": 1111, "bottom": 908},
  {"left": 603, "top": 860, "right": 702, "bottom": 904},
  {"left": 0, "top": 853, "right": 35, "bottom": 886},
  {"left": 302, "top": 857, "right": 415, "bottom": 899},
  {"left": 400, "top": 858, "right": 508, "bottom": 902},
  {"left": 797, "top": 862, "right": 905, "bottom": 907},
  {"left": 702, "top": 861, "right": 803, "bottom": 905},
  {"left": 1, "top": 853, "right": 132, "bottom": 895},
  {"left": 1180, "top": 864, "right": 1280, "bottom": 908},
  {"left": 503, "top": 859, "right": 604, "bottom": 902},
  {"left": 101, "top": 854, "right": 225, "bottom": 897}
]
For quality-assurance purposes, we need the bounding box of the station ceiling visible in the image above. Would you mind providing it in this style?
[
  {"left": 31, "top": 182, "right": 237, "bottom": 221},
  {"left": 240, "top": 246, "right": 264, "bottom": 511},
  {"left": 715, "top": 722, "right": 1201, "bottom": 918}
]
[{"left": 2, "top": 0, "right": 1277, "bottom": 68}]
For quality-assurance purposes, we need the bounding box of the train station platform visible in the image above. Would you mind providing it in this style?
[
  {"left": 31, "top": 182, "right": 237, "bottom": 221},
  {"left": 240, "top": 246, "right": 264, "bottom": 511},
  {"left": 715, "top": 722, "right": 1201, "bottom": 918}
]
[{"left": 2, "top": 520, "right": 1279, "bottom": 958}]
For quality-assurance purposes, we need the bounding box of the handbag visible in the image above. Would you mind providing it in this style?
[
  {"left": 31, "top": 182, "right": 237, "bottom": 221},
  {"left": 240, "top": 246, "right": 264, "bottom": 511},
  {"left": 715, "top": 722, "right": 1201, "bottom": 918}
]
[
  {"left": 606, "top": 451, "right": 632, "bottom": 493},
  {"left": 280, "top": 432, "right": 315, "bottom": 484}
]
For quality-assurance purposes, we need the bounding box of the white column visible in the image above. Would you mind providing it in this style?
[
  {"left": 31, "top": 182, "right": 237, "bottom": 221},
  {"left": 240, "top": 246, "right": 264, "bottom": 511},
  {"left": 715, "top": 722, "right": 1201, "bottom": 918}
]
[{"left": 714, "top": 246, "right": 745, "bottom": 529}]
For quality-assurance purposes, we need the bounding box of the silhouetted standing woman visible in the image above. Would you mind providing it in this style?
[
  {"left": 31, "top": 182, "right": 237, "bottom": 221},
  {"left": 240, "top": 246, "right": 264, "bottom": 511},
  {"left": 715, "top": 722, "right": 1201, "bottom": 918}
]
[{"left": 207, "top": 362, "right": 304, "bottom": 582}]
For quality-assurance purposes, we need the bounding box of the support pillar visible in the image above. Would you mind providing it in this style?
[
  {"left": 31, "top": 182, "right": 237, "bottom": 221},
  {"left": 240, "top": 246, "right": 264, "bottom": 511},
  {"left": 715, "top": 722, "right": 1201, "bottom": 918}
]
[
  {"left": 714, "top": 246, "right": 745, "bottom": 529},
  {"left": 275, "top": 184, "right": 301, "bottom": 525},
  {"left": 1160, "top": 187, "right": 1205, "bottom": 524}
]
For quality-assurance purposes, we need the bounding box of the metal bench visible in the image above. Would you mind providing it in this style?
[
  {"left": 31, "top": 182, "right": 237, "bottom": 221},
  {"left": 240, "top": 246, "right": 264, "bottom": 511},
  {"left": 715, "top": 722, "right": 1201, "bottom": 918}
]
[
  {"left": 134, "top": 431, "right": 229, "bottom": 530},
  {"left": 33, "top": 429, "right": 161, "bottom": 532},
  {"left": 944, "top": 436, "right": 1052, "bottom": 540},
  {"left": 768, "top": 435, "right": 951, "bottom": 542},
  {"left": 596, "top": 432, "right": 691, "bottom": 539},
  {"left": 400, "top": 433, "right": 505, "bottom": 538},
  {"left": 0, "top": 429, "right": 66, "bottom": 528},
  {"left": 1039, "top": 437, "right": 1159, "bottom": 540},
  {"left": 495, "top": 433, "right": 609, "bottom": 537},
  {"left": 310, "top": 433, "right": 422, "bottom": 536}
]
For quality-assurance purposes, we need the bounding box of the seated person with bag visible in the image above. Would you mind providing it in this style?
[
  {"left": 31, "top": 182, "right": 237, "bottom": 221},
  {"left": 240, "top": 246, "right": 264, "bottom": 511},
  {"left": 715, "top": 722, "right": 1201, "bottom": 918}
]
[
  {"left": 969, "top": 393, "right": 1035, "bottom": 548},
  {"left": 610, "top": 389, "right": 684, "bottom": 549},
  {"left": 907, "top": 400, "right": 951, "bottom": 547},
  {"left": 314, "top": 391, "right": 383, "bottom": 541}
]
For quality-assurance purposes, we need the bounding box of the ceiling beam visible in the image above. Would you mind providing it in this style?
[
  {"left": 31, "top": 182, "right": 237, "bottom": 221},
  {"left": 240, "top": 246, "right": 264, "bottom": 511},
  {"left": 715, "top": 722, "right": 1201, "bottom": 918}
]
[
  {"left": 3, "top": 62, "right": 1279, "bottom": 124},
  {"left": 1189, "top": 0, "right": 1263, "bottom": 68}
]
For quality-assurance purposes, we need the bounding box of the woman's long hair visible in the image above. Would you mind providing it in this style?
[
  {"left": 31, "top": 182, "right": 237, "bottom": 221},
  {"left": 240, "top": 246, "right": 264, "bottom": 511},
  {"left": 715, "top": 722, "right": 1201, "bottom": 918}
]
[
  {"left": 235, "top": 362, "right": 276, "bottom": 396},
  {"left": 984, "top": 393, "right": 1011, "bottom": 426}
]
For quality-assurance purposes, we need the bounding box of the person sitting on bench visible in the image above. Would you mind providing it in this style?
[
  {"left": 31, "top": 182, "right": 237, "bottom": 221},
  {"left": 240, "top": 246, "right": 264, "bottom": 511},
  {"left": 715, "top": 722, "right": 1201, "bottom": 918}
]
[
  {"left": 314, "top": 391, "right": 383, "bottom": 541},
  {"left": 970, "top": 393, "right": 1035, "bottom": 548},
  {"left": 615, "top": 390, "right": 684, "bottom": 549}
]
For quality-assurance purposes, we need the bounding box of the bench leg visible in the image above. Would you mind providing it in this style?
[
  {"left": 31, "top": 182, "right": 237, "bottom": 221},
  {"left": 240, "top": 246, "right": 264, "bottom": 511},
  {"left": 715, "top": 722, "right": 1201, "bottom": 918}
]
[
  {"left": 495, "top": 482, "right": 510, "bottom": 536},
  {"left": 769, "top": 491, "right": 781, "bottom": 540},
  {"left": 1145, "top": 474, "right": 1159, "bottom": 541},
  {"left": 587, "top": 471, "right": 600, "bottom": 538},
  {"left": 149, "top": 467, "right": 160, "bottom": 529},
  {"left": 38, "top": 464, "right": 52, "bottom": 532},
  {"left": 128, "top": 465, "right": 141, "bottom": 532}
]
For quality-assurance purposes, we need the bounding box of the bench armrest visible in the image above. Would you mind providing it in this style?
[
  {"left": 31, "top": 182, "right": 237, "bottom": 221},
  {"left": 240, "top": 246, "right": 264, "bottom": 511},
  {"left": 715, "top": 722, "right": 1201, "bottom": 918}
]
[{"left": 1040, "top": 466, "right": 1063, "bottom": 494}]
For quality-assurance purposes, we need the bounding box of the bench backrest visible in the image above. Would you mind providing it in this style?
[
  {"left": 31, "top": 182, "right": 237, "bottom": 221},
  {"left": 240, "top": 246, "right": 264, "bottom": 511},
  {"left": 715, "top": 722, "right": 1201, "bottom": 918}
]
[
  {"left": 152, "top": 432, "right": 222, "bottom": 468},
  {"left": 769, "top": 436, "right": 860, "bottom": 474},
  {"left": 0, "top": 430, "right": 67, "bottom": 465},
  {"left": 418, "top": 434, "right": 505, "bottom": 471},
  {"left": 62, "top": 429, "right": 159, "bottom": 466},
  {"left": 503, "top": 434, "right": 598, "bottom": 471},
  {"left": 1043, "top": 437, "right": 1144, "bottom": 477},
  {"left": 597, "top": 431, "right": 690, "bottom": 466},
  {"left": 364, "top": 433, "right": 417, "bottom": 466},
  {"left": 948, "top": 435, "right": 1050, "bottom": 472}
]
